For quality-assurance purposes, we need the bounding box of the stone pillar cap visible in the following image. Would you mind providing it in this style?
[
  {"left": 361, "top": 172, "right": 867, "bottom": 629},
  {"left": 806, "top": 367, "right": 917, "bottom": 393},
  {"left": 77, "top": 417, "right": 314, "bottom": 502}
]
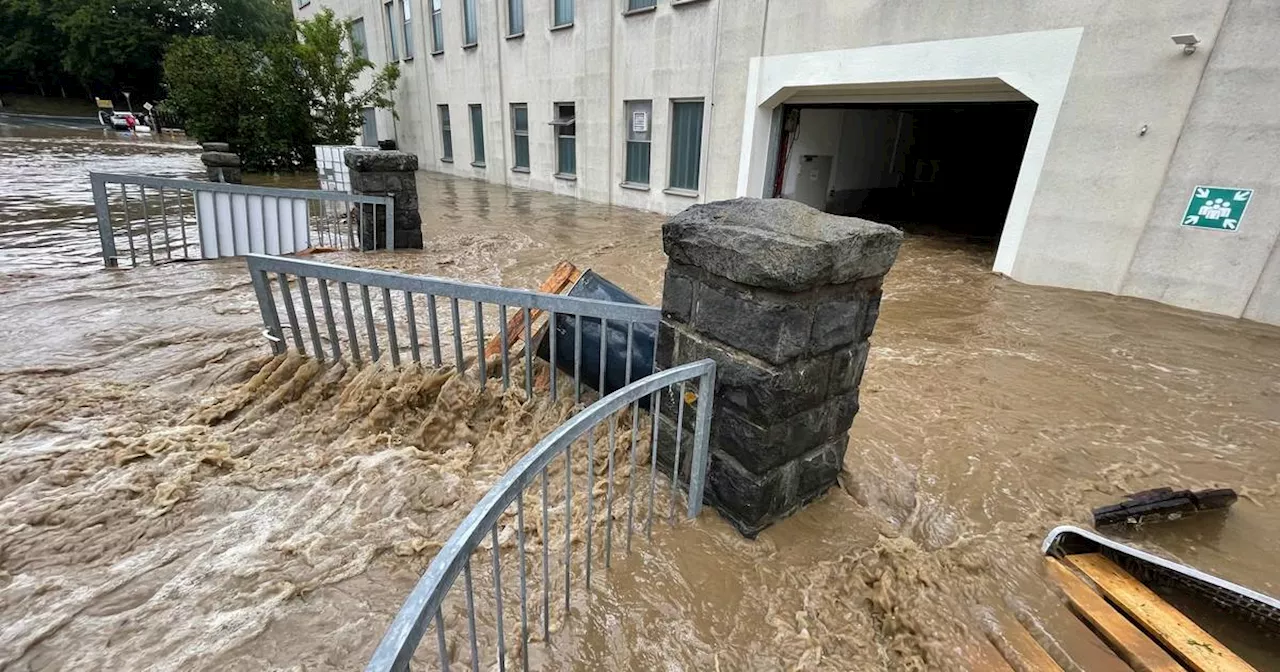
[
  {"left": 663, "top": 198, "right": 903, "bottom": 291},
  {"left": 345, "top": 150, "right": 419, "bottom": 172}
]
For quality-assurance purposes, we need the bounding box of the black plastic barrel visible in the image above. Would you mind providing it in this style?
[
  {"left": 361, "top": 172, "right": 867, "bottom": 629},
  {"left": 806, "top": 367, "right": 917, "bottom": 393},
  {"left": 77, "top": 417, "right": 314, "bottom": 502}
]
[{"left": 536, "top": 270, "right": 656, "bottom": 397}]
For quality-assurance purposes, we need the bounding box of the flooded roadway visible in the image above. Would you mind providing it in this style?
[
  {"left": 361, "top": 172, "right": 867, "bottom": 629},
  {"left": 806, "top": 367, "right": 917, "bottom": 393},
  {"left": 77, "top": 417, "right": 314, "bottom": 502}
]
[{"left": 1, "top": 123, "right": 1278, "bottom": 670}]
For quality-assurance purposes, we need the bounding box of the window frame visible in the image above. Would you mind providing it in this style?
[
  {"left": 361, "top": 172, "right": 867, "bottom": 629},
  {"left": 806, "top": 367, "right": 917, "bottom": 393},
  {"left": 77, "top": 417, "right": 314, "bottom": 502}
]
[
  {"left": 667, "top": 98, "right": 705, "bottom": 194},
  {"left": 349, "top": 18, "right": 369, "bottom": 60},
  {"left": 624, "top": 0, "right": 656, "bottom": 15},
  {"left": 551, "top": 0, "right": 573, "bottom": 29},
  {"left": 507, "top": 0, "right": 525, "bottom": 37},
  {"left": 400, "top": 0, "right": 414, "bottom": 59},
  {"left": 462, "top": 0, "right": 478, "bottom": 47},
  {"left": 552, "top": 102, "right": 576, "bottom": 178},
  {"left": 383, "top": 1, "right": 400, "bottom": 61},
  {"left": 429, "top": 0, "right": 444, "bottom": 54},
  {"left": 623, "top": 99, "right": 652, "bottom": 187},
  {"left": 469, "top": 103, "right": 486, "bottom": 167},
  {"left": 438, "top": 104, "right": 453, "bottom": 162},
  {"left": 511, "top": 103, "right": 530, "bottom": 172}
]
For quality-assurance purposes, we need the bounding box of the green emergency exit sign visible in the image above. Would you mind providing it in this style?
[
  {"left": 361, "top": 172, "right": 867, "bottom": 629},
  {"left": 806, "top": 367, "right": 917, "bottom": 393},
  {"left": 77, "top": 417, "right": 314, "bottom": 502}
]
[{"left": 1182, "top": 185, "right": 1253, "bottom": 231}]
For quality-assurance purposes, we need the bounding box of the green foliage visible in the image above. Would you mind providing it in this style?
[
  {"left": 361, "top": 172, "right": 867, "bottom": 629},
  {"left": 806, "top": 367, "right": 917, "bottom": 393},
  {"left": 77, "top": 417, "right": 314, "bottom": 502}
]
[
  {"left": 0, "top": 0, "right": 293, "bottom": 100},
  {"left": 294, "top": 9, "right": 399, "bottom": 146},
  {"left": 163, "top": 9, "right": 400, "bottom": 171}
]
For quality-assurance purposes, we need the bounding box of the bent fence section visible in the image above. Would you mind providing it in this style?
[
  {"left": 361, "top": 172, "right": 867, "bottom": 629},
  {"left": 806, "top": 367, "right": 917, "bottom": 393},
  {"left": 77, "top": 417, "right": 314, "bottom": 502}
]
[
  {"left": 365, "top": 359, "right": 716, "bottom": 672},
  {"left": 245, "top": 254, "right": 661, "bottom": 402},
  {"left": 90, "top": 172, "right": 395, "bottom": 268}
]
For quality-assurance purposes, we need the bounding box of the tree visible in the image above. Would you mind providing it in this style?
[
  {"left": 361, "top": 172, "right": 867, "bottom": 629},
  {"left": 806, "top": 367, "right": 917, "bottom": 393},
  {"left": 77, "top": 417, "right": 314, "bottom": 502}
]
[
  {"left": 0, "top": 0, "right": 294, "bottom": 102},
  {"left": 294, "top": 9, "right": 399, "bottom": 146},
  {"left": 163, "top": 8, "right": 400, "bottom": 170},
  {"left": 164, "top": 36, "right": 312, "bottom": 170}
]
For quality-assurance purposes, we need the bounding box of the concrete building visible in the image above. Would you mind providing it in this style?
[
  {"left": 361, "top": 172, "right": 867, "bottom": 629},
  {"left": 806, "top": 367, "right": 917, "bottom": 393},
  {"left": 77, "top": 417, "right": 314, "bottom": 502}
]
[{"left": 293, "top": 0, "right": 1280, "bottom": 325}]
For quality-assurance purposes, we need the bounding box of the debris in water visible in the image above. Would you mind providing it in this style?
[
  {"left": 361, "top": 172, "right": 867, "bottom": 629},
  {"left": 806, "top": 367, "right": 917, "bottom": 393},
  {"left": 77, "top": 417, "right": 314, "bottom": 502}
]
[{"left": 1092, "top": 487, "right": 1238, "bottom": 526}]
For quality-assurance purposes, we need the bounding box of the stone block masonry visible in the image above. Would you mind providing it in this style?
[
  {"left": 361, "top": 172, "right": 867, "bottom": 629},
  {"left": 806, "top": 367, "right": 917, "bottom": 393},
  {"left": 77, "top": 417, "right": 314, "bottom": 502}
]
[
  {"left": 656, "top": 198, "right": 902, "bottom": 537},
  {"left": 345, "top": 150, "right": 424, "bottom": 250},
  {"left": 200, "top": 142, "right": 241, "bottom": 184}
]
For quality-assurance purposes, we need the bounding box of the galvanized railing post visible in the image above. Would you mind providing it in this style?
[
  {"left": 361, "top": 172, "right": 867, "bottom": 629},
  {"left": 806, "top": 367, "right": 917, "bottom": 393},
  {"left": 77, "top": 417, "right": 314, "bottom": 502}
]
[
  {"left": 91, "top": 174, "right": 118, "bottom": 268},
  {"left": 686, "top": 363, "right": 716, "bottom": 519},
  {"left": 248, "top": 259, "right": 286, "bottom": 355},
  {"left": 385, "top": 199, "right": 396, "bottom": 251}
]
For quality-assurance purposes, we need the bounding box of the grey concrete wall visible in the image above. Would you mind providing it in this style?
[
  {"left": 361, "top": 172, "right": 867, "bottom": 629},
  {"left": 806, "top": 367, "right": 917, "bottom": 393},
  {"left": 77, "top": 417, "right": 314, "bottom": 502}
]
[
  {"left": 293, "top": 0, "right": 1280, "bottom": 325},
  {"left": 1120, "top": 0, "right": 1280, "bottom": 323}
]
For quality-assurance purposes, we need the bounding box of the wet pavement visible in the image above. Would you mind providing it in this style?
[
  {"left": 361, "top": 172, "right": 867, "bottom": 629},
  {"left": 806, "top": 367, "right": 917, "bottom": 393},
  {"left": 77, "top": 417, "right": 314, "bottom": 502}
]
[{"left": 1, "top": 123, "right": 1278, "bottom": 669}]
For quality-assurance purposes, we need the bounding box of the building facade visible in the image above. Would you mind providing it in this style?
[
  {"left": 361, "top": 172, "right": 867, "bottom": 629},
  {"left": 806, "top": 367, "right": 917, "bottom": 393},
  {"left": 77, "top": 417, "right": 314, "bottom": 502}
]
[{"left": 294, "top": 0, "right": 1280, "bottom": 326}]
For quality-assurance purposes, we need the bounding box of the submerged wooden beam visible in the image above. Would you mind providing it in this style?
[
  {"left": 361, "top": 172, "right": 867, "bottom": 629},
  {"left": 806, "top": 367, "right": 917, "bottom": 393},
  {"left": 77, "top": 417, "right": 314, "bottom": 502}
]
[
  {"left": 482, "top": 261, "right": 580, "bottom": 359},
  {"left": 1064, "top": 553, "right": 1256, "bottom": 672},
  {"left": 976, "top": 605, "right": 1064, "bottom": 672},
  {"left": 1045, "top": 557, "right": 1185, "bottom": 672}
]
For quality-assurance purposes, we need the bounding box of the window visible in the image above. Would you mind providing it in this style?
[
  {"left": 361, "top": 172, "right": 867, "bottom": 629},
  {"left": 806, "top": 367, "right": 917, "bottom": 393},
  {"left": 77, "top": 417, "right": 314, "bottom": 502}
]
[
  {"left": 350, "top": 18, "right": 368, "bottom": 59},
  {"left": 624, "top": 100, "right": 652, "bottom": 185},
  {"left": 552, "top": 103, "right": 576, "bottom": 176},
  {"left": 462, "top": 0, "right": 478, "bottom": 46},
  {"left": 469, "top": 104, "right": 486, "bottom": 166},
  {"left": 439, "top": 105, "right": 453, "bottom": 161},
  {"left": 626, "top": 0, "right": 656, "bottom": 11},
  {"left": 383, "top": 2, "right": 399, "bottom": 60},
  {"left": 430, "top": 0, "right": 443, "bottom": 52},
  {"left": 552, "top": 0, "right": 573, "bottom": 27},
  {"left": 361, "top": 108, "right": 378, "bottom": 147},
  {"left": 669, "top": 100, "right": 704, "bottom": 191},
  {"left": 507, "top": 0, "right": 524, "bottom": 35},
  {"left": 400, "top": 0, "right": 414, "bottom": 58},
  {"left": 511, "top": 104, "right": 529, "bottom": 171}
]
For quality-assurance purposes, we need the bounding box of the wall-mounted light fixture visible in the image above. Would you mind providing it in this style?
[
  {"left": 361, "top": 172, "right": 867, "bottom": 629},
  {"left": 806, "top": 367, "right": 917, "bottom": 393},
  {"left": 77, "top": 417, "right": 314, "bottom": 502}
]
[{"left": 1171, "top": 33, "right": 1201, "bottom": 55}]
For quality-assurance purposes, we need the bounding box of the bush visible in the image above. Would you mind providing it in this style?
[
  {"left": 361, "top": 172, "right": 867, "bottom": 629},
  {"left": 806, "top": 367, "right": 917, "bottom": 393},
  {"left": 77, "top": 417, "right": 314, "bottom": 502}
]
[{"left": 163, "top": 9, "right": 398, "bottom": 171}]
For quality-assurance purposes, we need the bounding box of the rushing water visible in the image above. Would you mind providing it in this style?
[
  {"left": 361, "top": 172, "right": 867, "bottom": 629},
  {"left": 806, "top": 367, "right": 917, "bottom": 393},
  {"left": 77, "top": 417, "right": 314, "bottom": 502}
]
[{"left": 1, "top": 121, "right": 1278, "bottom": 670}]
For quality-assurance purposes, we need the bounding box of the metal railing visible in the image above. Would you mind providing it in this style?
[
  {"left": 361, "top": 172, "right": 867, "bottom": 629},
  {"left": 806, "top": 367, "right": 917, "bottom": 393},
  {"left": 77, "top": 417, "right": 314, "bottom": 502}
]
[
  {"left": 90, "top": 172, "right": 395, "bottom": 268},
  {"left": 366, "top": 359, "right": 716, "bottom": 671},
  {"left": 246, "top": 254, "right": 661, "bottom": 403}
]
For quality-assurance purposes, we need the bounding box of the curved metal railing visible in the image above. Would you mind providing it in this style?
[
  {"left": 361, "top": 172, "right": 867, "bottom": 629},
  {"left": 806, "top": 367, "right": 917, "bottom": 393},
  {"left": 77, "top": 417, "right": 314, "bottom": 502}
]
[{"left": 366, "top": 359, "right": 716, "bottom": 671}]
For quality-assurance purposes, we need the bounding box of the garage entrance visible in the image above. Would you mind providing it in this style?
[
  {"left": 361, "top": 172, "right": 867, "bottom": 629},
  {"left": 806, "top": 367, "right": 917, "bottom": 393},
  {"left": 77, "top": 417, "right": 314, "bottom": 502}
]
[{"left": 772, "top": 102, "right": 1037, "bottom": 246}]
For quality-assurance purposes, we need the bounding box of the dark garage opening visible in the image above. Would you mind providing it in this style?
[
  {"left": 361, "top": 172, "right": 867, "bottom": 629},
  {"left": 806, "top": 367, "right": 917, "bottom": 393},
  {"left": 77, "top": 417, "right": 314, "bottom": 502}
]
[{"left": 772, "top": 102, "right": 1037, "bottom": 244}]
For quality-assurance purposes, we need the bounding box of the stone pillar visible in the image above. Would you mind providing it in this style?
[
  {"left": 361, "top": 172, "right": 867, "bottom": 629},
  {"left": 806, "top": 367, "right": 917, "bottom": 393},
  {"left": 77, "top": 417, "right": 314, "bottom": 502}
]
[
  {"left": 200, "top": 142, "right": 241, "bottom": 184},
  {"left": 656, "top": 198, "right": 902, "bottom": 537},
  {"left": 345, "top": 150, "right": 424, "bottom": 250}
]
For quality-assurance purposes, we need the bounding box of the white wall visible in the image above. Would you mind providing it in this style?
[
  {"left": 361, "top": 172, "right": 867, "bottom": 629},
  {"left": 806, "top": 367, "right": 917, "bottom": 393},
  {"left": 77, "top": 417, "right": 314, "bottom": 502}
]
[{"left": 294, "top": 0, "right": 1280, "bottom": 325}]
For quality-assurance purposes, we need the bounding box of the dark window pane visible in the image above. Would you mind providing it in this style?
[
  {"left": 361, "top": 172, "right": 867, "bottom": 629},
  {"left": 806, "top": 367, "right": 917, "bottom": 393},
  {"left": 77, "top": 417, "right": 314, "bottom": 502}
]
[
  {"left": 625, "top": 141, "right": 650, "bottom": 184},
  {"left": 463, "top": 0, "right": 478, "bottom": 44},
  {"left": 508, "top": 0, "right": 524, "bottom": 34},
  {"left": 470, "top": 105, "right": 485, "bottom": 164},
  {"left": 514, "top": 105, "right": 528, "bottom": 132},
  {"left": 431, "top": 11, "right": 443, "bottom": 51},
  {"left": 557, "top": 137, "right": 575, "bottom": 175},
  {"left": 669, "top": 101, "right": 704, "bottom": 191},
  {"left": 515, "top": 136, "right": 530, "bottom": 169},
  {"left": 628, "top": 0, "right": 656, "bottom": 9},
  {"left": 554, "top": 0, "right": 573, "bottom": 26}
]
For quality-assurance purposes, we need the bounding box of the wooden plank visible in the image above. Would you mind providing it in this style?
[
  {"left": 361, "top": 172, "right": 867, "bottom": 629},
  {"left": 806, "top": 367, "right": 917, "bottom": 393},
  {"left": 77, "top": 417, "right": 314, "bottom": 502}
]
[
  {"left": 977, "top": 606, "right": 1065, "bottom": 671},
  {"left": 482, "top": 261, "right": 579, "bottom": 359},
  {"left": 1064, "top": 553, "right": 1256, "bottom": 672},
  {"left": 1045, "top": 558, "right": 1185, "bottom": 672}
]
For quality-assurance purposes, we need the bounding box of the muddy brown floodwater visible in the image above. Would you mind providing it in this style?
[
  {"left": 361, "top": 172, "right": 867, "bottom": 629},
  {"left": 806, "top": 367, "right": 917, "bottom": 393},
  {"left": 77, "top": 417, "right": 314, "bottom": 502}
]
[{"left": 1, "top": 123, "right": 1278, "bottom": 670}]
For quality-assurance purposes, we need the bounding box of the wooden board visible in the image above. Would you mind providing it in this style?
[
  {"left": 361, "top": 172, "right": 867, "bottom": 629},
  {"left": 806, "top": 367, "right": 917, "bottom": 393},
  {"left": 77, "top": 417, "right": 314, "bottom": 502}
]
[
  {"left": 482, "top": 261, "right": 580, "bottom": 360},
  {"left": 977, "top": 606, "right": 1064, "bottom": 671},
  {"left": 1064, "top": 553, "right": 1256, "bottom": 672},
  {"left": 1045, "top": 558, "right": 1185, "bottom": 672}
]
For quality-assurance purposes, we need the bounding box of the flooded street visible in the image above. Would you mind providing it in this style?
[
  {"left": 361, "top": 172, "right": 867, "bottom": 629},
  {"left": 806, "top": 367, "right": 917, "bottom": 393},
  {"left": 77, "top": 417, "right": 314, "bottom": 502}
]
[{"left": 1, "top": 124, "right": 1278, "bottom": 670}]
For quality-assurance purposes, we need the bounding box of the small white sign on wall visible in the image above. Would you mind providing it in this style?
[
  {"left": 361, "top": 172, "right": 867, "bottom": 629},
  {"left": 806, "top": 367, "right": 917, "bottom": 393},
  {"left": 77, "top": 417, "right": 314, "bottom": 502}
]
[{"left": 632, "top": 111, "right": 648, "bottom": 133}]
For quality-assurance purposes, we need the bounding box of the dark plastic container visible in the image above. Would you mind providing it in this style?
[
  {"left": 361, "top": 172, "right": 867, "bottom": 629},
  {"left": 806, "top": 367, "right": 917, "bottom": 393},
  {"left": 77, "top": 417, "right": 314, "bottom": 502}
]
[{"left": 536, "top": 270, "right": 656, "bottom": 397}]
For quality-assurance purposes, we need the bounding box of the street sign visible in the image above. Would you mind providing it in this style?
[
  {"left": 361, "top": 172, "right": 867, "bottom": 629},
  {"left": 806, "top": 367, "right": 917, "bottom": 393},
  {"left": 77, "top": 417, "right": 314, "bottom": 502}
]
[
  {"left": 1182, "top": 185, "right": 1253, "bottom": 231},
  {"left": 143, "top": 102, "right": 153, "bottom": 111}
]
